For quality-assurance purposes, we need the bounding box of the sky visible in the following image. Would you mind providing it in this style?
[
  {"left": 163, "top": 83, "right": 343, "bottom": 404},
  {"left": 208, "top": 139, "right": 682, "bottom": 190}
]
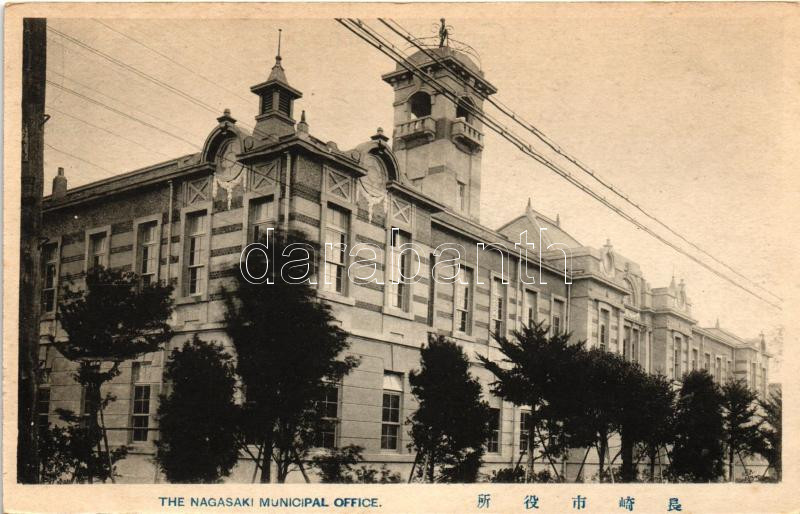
[{"left": 41, "top": 6, "right": 798, "bottom": 376}]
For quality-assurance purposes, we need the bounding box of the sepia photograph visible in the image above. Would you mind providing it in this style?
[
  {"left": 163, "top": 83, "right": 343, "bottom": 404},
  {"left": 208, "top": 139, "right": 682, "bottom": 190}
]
[{"left": 4, "top": 2, "right": 799, "bottom": 512}]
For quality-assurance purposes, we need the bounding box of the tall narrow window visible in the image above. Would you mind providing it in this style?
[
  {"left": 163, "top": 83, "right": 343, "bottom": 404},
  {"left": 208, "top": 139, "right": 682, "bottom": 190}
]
[
  {"left": 519, "top": 411, "right": 531, "bottom": 454},
  {"left": 524, "top": 290, "right": 537, "bottom": 327},
  {"left": 37, "top": 387, "right": 51, "bottom": 431},
  {"left": 673, "top": 337, "right": 682, "bottom": 379},
  {"left": 323, "top": 205, "right": 348, "bottom": 294},
  {"left": 761, "top": 367, "right": 767, "bottom": 394},
  {"left": 388, "top": 229, "right": 410, "bottom": 310},
  {"left": 751, "top": 362, "right": 757, "bottom": 389},
  {"left": 552, "top": 299, "right": 565, "bottom": 335},
  {"left": 186, "top": 212, "right": 207, "bottom": 296},
  {"left": 316, "top": 384, "right": 339, "bottom": 449},
  {"left": 491, "top": 277, "right": 506, "bottom": 337},
  {"left": 88, "top": 232, "right": 107, "bottom": 269},
  {"left": 487, "top": 407, "right": 500, "bottom": 453},
  {"left": 41, "top": 243, "right": 58, "bottom": 313},
  {"left": 691, "top": 349, "right": 698, "bottom": 371},
  {"left": 631, "top": 329, "right": 640, "bottom": 364},
  {"left": 623, "top": 326, "right": 631, "bottom": 360},
  {"left": 427, "top": 253, "right": 436, "bottom": 326},
  {"left": 704, "top": 353, "right": 711, "bottom": 371},
  {"left": 381, "top": 373, "right": 402, "bottom": 451},
  {"left": 715, "top": 357, "right": 722, "bottom": 383},
  {"left": 599, "top": 310, "right": 609, "bottom": 350},
  {"left": 249, "top": 196, "right": 274, "bottom": 243},
  {"left": 454, "top": 266, "right": 473, "bottom": 334},
  {"left": 138, "top": 222, "right": 158, "bottom": 287},
  {"left": 131, "top": 362, "right": 152, "bottom": 443}
]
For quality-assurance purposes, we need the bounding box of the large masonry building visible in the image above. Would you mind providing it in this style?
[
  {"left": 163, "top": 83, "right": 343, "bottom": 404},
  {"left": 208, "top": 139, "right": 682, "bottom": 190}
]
[{"left": 37, "top": 39, "right": 771, "bottom": 482}]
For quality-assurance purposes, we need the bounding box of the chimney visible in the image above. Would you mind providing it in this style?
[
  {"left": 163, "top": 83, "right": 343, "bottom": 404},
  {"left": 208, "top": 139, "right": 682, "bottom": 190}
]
[{"left": 52, "top": 167, "right": 67, "bottom": 198}]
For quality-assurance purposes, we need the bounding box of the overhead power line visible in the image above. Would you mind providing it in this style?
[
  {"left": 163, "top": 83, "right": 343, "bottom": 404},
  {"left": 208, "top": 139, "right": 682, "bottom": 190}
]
[
  {"left": 379, "top": 18, "right": 782, "bottom": 304},
  {"left": 92, "top": 19, "right": 254, "bottom": 105},
  {"left": 47, "top": 25, "right": 254, "bottom": 132},
  {"left": 45, "top": 142, "right": 117, "bottom": 177},
  {"left": 336, "top": 18, "right": 782, "bottom": 311}
]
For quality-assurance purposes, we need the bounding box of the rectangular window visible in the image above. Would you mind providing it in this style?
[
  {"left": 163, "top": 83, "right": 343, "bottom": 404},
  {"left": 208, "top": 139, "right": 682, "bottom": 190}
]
[
  {"left": 487, "top": 407, "right": 500, "bottom": 453},
  {"left": 692, "top": 349, "right": 698, "bottom": 371},
  {"left": 751, "top": 362, "right": 757, "bottom": 389},
  {"left": 631, "top": 328, "right": 640, "bottom": 364},
  {"left": 454, "top": 266, "right": 473, "bottom": 334},
  {"left": 715, "top": 357, "right": 722, "bottom": 383},
  {"left": 388, "top": 229, "right": 411, "bottom": 310},
  {"left": 317, "top": 385, "right": 339, "bottom": 449},
  {"left": 185, "top": 212, "right": 207, "bottom": 296},
  {"left": 323, "top": 205, "right": 348, "bottom": 294},
  {"left": 249, "top": 196, "right": 274, "bottom": 243},
  {"left": 491, "top": 278, "right": 506, "bottom": 337},
  {"left": 380, "top": 373, "right": 402, "bottom": 451},
  {"left": 552, "top": 299, "right": 565, "bottom": 335},
  {"left": 88, "top": 232, "right": 107, "bottom": 269},
  {"left": 519, "top": 411, "right": 531, "bottom": 453},
  {"left": 704, "top": 353, "right": 711, "bottom": 371},
  {"left": 623, "top": 326, "right": 631, "bottom": 360},
  {"left": 37, "top": 387, "right": 51, "bottom": 431},
  {"left": 524, "top": 290, "right": 537, "bottom": 327},
  {"left": 41, "top": 243, "right": 58, "bottom": 313},
  {"left": 599, "top": 310, "right": 609, "bottom": 350},
  {"left": 131, "top": 362, "right": 152, "bottom": 442},
  {"left": 673, "top": 337, "right": 682, "bottom": 379},
  {"left": 138, "top": 222, "right": 158, "bottom": 287},
  {"left": 761, "top": 367, "right": 767, "bottom": 395}
]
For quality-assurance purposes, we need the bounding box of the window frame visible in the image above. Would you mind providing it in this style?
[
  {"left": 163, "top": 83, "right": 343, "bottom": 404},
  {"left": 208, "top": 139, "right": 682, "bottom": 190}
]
[
  {"left": 487, "top": 407, "right": 501, "bottom": 454},
  {"left": 551, "top": 295, "right": 567, "bottom": 336},
  {"left": 452, "top": 264, "right": 475, "bottom": 336},
  {"left": 130, "top": 360, "right": 154, "bottom": 444},
  {"left": 316, "top": 383, "right": 340, "bottom": 449},
  {"left": 523, "top": 288, "right": 539, "bottom": 329},
  {"left": 490, "top": 273, "right": 508, "bottom": 340},
  {"left": 519, "top": 410, "right": 531, "bottom": 454},
  {"left": 246, "top": 194, "right": 276, "bottom": 244},
  {"left": 180, "top": 207, "right": 211, "bottom": 299},
  {"left": 386, "top": 227, "right": 412, "bottom": 312},
  {"left": 134, "top": 215, "right": 162, "bottom": 288},
  {"left": 380, "top": 372, "right": 403, "bottom": 452},
  {"left": 84, "top": 226, "right": 111, "bottom": 272},
  {"left": 40, "top": 239, "right": 61, "bottom": 315}
]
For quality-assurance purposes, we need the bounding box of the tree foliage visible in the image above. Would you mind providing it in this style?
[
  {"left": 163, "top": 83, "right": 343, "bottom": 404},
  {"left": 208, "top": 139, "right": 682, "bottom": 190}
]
[
  {"left": 669, "top": 370, "right": 725, "bottom": 482},
  {"left": 223, "top": 228, "right": 359, "bottom": 482},
  {"left": 721, "top": 379, "right": 763, "bottom": 481},
  {"left": 55, "top": 266, "right": 173, "bottom": 483},
  {"left": 155, "top": 336, "right": 241, "bottom": 483},
  {"left": 758, "top": 389, "right": 781, "bottom": 480},
  {"left": 408, "top": 335, "right": 491, "bottom": 483}
]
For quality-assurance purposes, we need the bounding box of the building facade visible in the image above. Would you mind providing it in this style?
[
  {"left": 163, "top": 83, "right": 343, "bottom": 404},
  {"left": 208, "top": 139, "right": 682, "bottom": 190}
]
[{"left": 37, "top": 40, "right": 771, "bottom": 483}]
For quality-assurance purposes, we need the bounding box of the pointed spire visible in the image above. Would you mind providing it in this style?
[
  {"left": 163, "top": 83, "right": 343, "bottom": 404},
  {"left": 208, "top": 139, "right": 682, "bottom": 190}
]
[
  {"left": 297, "top": 110, "right": 309, "bottom": 136},
  {"left": 715, "top": 317, "right": 720, "bottom": 329}
]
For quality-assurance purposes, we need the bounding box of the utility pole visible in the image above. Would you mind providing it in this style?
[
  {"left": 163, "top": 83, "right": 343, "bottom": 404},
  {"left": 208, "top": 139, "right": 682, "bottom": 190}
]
[{"left": 19, "top": 17, "right": 47, "bottom": 484}]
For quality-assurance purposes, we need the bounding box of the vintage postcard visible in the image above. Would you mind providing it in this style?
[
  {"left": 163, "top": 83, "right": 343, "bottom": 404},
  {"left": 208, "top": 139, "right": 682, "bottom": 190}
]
[{"left": 3, "top": 2, "right": 799, "bottom": 512}]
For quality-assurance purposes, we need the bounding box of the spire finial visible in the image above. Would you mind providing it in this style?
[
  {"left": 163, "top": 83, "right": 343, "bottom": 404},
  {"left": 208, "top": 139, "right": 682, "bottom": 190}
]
[
  {"left": 716, "top": 317, "right": 720, "bottom": 329},
  {"left": 527, "top": 197, "right": 532, "bottom": 211},
  {"left": 277, "top": 28, "right": 282, "bottom": 60},
  {"left": 300, "top": 110, "right": 306, "bottom": 123}
]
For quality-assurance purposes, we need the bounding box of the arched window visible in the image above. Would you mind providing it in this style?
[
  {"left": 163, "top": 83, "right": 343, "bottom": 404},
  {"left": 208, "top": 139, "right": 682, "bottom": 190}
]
[
  {"left": 456, "top": 97, "right": 476, "bottom": 123},
  {"left": 408, "top": 91, "right": 432, "bottom": 119}
]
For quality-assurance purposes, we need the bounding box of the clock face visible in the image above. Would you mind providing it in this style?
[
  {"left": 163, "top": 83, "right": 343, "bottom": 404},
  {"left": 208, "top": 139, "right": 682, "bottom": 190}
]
[
  {"left": 361, "top": 154, "right": 387, "bottom": 196},
  {"left": 216, "top": 139, "right": 244, "bottom": 182}
]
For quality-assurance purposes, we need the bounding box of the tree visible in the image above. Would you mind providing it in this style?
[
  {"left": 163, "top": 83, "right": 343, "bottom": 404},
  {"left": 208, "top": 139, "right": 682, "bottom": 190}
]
[
  {"left": 669, "top": 370, "right": 724, "bottom": 482},
  {"left": 479, "top": 322, "right": 585, "bottom": 481},
  {"left": 408, "top": 335, "right": 492, "bottom": 483},
  {"left": 721, "top": 379, "right": 763, "bottom": 481},
  {"left": 56, "top": 266, "right": 173, "bottom": 482},
  {"left": 223, "top": 228, "right": 358, "bottom": 483},
  {"left": 311, "top": 444, "right": 364, "bottom": 483},
  {"left": 758, "top": 388, "right": 781, "bottom": 480},
  {"left": 636, "top": 373, "right": 676, "bottom": 481},
  {"left": 569, "top": 348, "right": 629, "bottom": 481},
  {"left": 155, "top": 336, "right": 240, "bottom": 483}
]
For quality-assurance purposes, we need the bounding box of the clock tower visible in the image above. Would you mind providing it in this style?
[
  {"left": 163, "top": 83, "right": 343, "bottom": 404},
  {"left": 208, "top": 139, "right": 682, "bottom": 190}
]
[{"left": 381, "top": 29, "right": 496, "bottom": 222}]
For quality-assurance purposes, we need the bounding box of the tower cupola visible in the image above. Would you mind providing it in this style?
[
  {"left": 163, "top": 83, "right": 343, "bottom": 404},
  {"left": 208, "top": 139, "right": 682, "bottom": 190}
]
[
  {"left": 251, "top": 31, "right": 303, "bottom": 140},
  {"left": 381, "top": 19, "right": 496, "bottom": 222}
]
